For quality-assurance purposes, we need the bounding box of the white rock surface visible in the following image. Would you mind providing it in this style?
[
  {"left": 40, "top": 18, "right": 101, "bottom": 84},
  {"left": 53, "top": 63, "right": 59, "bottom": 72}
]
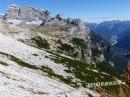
[{"left": 0, "top": 33, "right": 100, "bottom": 97}]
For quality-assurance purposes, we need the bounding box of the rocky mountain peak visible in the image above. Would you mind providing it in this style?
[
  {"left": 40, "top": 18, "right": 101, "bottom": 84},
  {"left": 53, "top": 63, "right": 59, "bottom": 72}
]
[
  {"left": 2, "top": 4, "right": 53, "bottom": 25},
  {"left": 3, "top": 4, "right": 84, "bottom": 27},
  {"left": 4, "top": 4, "right": 51, "bottom": 21}
]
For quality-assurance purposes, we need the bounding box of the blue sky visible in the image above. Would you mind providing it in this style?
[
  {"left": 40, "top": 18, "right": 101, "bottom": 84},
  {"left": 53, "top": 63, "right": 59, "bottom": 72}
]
[{"left": 0, "top": 0, "right": 130, "bottom": 23}]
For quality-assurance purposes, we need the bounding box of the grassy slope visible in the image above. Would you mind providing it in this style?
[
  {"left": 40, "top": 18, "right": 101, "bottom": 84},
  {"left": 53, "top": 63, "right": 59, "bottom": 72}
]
[{"left": 0, "top": 51, "right": 116, "bottom": 88}]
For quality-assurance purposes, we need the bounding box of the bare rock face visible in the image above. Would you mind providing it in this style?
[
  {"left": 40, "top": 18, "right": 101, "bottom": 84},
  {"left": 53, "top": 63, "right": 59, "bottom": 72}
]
[
  {"left": 66, "top": 18, "right": 83, "bottom": 26},
  {"left": 71, "top": 19, "right": 83, "bottom": 26},
  {"left": 2, "top": 4, "right": 92, "bottom": 64},
  {"left": 4, "top": 4, "right": 51, "bottom": 21},
  {"left": 55, "top": 14, "right": 65, "bottom": 20}
]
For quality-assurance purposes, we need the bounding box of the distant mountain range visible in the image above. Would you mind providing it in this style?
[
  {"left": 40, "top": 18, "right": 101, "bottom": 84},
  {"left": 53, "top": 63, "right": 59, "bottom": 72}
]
[
  {"left": 115, "top": 34, "right": 130, "bottom": 51},
  {"left": 87, "top": 20, "right": 130, "bottom": 51},
  {"left": 87, "top": 20, "right": 130, "bottom": 39}
]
